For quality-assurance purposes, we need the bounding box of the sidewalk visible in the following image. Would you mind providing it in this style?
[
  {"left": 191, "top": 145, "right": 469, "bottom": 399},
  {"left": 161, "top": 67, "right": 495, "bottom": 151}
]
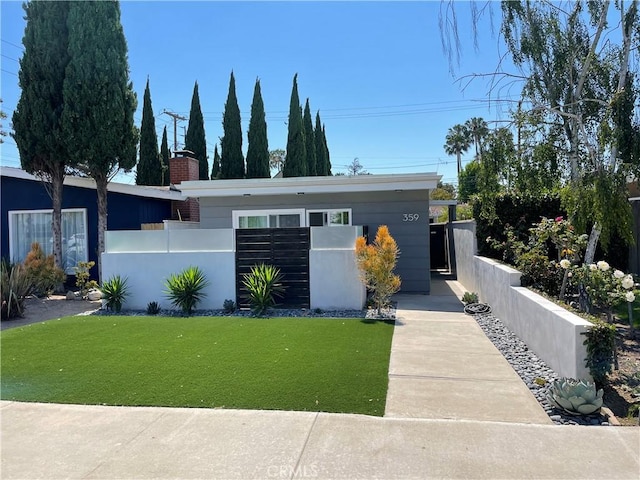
[{"left": 385, "top": 279, "right": 551, "bottom": 424}]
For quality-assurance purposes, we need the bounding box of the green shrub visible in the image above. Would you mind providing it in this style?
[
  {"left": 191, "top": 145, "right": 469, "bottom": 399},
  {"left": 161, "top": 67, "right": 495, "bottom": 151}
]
[
  {"left": 100, "top": 275, "right": 130, "bottom": 313},
  {"left": 164, "top": 266, "right": 209, "bottom": 315},
  {"left": 24, "top": 242, "right": 66, "bottom": 296},
  {"left": 1, "top": 260, "right": 34, "bottom": 320},
  {"left": 461, "top": 292, "right": 478, "bottom": 304},
  {"left": 242, "top": 264, "right": 286, "bottom": 316},
  {"left": 74, "top": 261, "right": 98, "bottom": 299},
  {"left": 223, "top": 299, "right": 236, "bottom": 313},
  {"left": 582, "top": 320, "right": 616, "bottom": 386},
  {"left": 146, "top": 301, "right": 161, "bottom": 315}
]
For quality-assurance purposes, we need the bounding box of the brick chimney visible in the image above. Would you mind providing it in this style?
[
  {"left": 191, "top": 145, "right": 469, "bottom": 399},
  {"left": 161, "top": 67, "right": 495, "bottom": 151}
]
[{"left": 170, "top": 151, "right": 200, "bottom": 222}]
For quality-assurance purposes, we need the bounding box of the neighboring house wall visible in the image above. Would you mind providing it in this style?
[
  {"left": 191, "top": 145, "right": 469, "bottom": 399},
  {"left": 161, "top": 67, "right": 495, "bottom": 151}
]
[
  {"left": 199, "top": 190, "right": 430, "bottom": 293},
  {"left": 1, "top": 175, "right": 173, "bottom": 276}
]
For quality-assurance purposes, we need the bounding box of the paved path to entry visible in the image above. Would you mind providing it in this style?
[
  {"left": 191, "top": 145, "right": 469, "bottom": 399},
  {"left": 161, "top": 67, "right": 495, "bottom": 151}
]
[{"left": 386, "top": 279, "right": 552, "bottom": 424}]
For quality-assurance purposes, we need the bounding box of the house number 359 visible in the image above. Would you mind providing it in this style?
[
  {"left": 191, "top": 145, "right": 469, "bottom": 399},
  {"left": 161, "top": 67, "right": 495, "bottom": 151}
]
[{"left": 403, "top": 214, "right": 420, "bottom": 222}]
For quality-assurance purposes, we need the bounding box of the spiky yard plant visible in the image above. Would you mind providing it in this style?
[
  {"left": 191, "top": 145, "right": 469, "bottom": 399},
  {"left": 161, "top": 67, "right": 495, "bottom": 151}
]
[
  {"left": 164, "top": 266, "right": 209, "bottom": 316},
  {"left": 101, "top": 275, "right": 130, "bottom": 313},
  {"left": 242, "top": 264, "right": 286, "bottom": 316},
  {"left": 1, "top": 260, "right": 34, "bottom": 320}
]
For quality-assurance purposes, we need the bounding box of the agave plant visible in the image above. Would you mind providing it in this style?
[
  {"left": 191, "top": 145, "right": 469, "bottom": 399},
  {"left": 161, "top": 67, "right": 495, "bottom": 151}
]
[
  {"left": 547, "top": 378, "right": 603, "bottom": 415},
  {"left": 242, "top": 264, "right": 286, "bottom": 316},
  {"left": 101, "top": 275, "right": 130, "bottom": 313},
  {"left": 165, "top": 266, "right": 209, "bottom": 315}
]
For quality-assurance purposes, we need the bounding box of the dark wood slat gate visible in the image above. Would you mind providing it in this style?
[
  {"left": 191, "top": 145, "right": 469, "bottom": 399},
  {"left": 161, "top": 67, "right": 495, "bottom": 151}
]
[{"left": 235, "top": 228, "right": 310, "bottom": 309}]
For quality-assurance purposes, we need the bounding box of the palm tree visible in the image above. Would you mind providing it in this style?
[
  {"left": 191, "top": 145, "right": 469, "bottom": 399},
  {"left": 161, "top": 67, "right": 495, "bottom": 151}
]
[
  {"left": 465, "top": 117, "right": 489, "bottom": 161},
  {"left": 444, "top": 124, "right": 471, "bottom": 175}
]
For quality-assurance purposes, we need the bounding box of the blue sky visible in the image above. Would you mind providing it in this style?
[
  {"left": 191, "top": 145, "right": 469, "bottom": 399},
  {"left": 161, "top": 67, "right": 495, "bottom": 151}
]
[{"left": 1, "top": 1, "right": 514, "bottom": 185}]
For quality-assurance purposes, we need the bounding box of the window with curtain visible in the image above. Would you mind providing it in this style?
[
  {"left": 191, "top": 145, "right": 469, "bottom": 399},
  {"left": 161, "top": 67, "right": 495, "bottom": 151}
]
[{"left": 9, "top": 209, "right": 88, "bottom": 274}]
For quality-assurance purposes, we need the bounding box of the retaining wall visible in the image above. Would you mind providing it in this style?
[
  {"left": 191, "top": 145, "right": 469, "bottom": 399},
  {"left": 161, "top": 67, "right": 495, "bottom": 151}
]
[{"left": 453, "top": 220, "right": 592, "bottom": 380}]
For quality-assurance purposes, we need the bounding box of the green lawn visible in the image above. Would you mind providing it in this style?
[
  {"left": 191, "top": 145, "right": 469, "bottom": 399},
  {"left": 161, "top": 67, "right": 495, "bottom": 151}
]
[{"left": 1, "top": 316, "right": 394, "bottom": 416}]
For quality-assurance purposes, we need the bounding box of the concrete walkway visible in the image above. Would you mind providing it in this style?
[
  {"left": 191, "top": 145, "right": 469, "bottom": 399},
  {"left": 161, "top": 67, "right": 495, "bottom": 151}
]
[
  {"left": 1, "top": 278, "right": 639, "bottom": 479},
  {"left": 386, "top": 279, "right": 551, "bottom": 424}
]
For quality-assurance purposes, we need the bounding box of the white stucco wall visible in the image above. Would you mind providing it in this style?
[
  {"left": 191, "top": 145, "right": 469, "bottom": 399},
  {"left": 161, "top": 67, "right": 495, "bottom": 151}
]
[
  {"left": 310, "top": 250, "right": 366, "bottom": 310},
  {"left": 452, "top": 221, "right": 592, "bottom": 380},
  {"left": 101, "top": 252, "right": 236, "bottom": 311}
]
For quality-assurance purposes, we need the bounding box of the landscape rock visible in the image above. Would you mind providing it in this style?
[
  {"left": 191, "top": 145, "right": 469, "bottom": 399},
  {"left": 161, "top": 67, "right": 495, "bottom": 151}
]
[
  {"left": 87, "top": 289, "right": 102, "bottom": 301},
  {"left": 65, "top": 291, "right": 76, "bottom": 301}
]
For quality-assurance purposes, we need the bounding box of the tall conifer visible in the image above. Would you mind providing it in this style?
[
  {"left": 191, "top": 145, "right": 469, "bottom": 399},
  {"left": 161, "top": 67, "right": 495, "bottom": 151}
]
[
  {"left": 184, "top": 81, "right": 208, "bottom": 180},
  {"left": 62, "top": 0, "right": 138, "bottom": 278},
  {"left": 314, "top": 111, "right": 328, "bottom": 176},
  {"left": 211, "top": 144, "right": 221, "bottom": 179},
  {"left": 220, "top": 71, "right": 245, "bottom": 179},
  {"left": 283, "top": 74, "right": 306, "bottom": 177},
  {"left": 12, "top": 1, "right": 71, "bottom": 269},
  {"left": 136, "top": 78, "right": 161, "bottom": 185},
  {"left": 303, "top": 99, "right": 317, "bottom": 176},
  {"left": 246, "top": 79, "right": 270, "bottom": 178},
  {"left": 160, "top": 125, "right": 170, "bottom": 185},
  {"left": 323, "top": 125, "right": 332, "bottom": 175}
]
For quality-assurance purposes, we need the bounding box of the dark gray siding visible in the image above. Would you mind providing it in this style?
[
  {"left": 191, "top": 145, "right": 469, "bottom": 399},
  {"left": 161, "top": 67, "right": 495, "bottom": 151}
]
[{"left": 199, "top": 190, "right": 431, "bottom": 293}]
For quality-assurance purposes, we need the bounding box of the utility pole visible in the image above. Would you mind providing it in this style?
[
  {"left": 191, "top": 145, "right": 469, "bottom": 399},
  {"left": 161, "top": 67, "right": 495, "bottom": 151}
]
[{"left": 162, "top": 110, "right": 187, "bottom": 152}]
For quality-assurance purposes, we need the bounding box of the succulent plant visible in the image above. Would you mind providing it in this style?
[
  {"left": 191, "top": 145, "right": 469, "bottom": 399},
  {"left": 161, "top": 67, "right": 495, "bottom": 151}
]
[{"left": 547, "top": 378, "right": 603, "bottom": 415}]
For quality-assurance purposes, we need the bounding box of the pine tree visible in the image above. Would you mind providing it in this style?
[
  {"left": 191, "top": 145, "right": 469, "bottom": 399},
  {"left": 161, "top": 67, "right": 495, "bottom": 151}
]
[
  {"left": 283, "top": 74, "right": 306, "bottom": 177},
  {"left": 303, "top": 99, "right": 317, "bottom": 176},
  {"left": 323, "top": 124, "right": 332, "bottom": 175},
  {"left": 12, "top": 1, "right": 71, "bottom": 269},
  {"left": 211, "top": 144, "right": 221, "bottom": 179},
  {"left": 314, "top": 111, "right": 328, "bottom": 176},
  {"left": 136, "top": 78, "right": 161, "bottom": 185},
  {"left": 220, "top": 71, "right": 245, "bottom": 179},
  {"left": 62, "top": 0, "right": 138, "bottom": 279},
  {"left": 160, "top": 126, "right": 170, "bottom": 186},
  {"left": 184, "top": 81, "right": 208, "bottom": 180},
  {"left": 246, "top": 79, "right": 270, "bottom": 178}
]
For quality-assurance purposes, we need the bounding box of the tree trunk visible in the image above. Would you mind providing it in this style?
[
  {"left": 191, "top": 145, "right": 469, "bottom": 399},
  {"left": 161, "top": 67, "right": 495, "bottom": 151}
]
[
  {"left": 583, "top": 222, "right": 602, "bottom": 265},
  {"left": 95, "top": 174, "right": 108, "bottom": 282},
  {"left": 51, "top": 166, "right": 65, "bottom": 271}
]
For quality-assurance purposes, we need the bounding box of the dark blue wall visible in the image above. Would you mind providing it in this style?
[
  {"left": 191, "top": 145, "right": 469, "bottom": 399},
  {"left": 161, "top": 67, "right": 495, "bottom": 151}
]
[{"left": 1, "top": 175, "right": 173, "bottom": 276}]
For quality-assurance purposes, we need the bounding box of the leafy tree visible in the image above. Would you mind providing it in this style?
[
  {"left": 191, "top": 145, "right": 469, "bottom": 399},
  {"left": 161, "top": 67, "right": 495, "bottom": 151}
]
[
  {"left": 246, "top": 79, "right": 270, "bottom": 178},
  {"left": 444, "top": 123, "right": 471, "bottom": 175},
  {"left": 458, "top": 160, "right": 481, "bottom": 203},
  {"left": 283, "top": 74, "right": 307, "bottom": 177},
  {"left": 347, "top": 158, "right": 368, "bottom": 176},
  {"left": 465, "top": 117, "right": 489, "bottom": 162},
  {"left": 210, "top": 144, "right": 221, "bottom": 180},
  {"left": 220, "top": 71, "right": 245, "bottom": 179},
  {"left": 355, "top": 225, "right": 401, "bottom": 315},
  {"left": 160, "top": 126, "right": 170, "bottom": 186},
  {"left": 303, "top": 99, "right": 317, "bottom": 175},
  {"left": 62, "top": 0, "right": 138, "bottom": 279},
  {"left": 136, "top": 78, "right": 161, "bottom": 185},
  {"left": 12, "top": 1, "right": 72, "bottom": 270},
  {"left": 431, "top": 181, "right": 456, "bottom": 200},
  {"left": 184, "top": 81, "right": 208, "bottom": 180},
  {"left": 314, "top": 112, "right": 329, "bottom": 175},
  {"left": 269, "top": 148, "right": 286, "bottom": 174}
]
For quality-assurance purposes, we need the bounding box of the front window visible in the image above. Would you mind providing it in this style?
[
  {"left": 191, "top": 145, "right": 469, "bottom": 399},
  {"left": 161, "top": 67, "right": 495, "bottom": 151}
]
[
  {"left": 307, "top": 209, "right": 351, "bottom": 227},
  {"left": 9, "top": 209, "right": 88, "bottom": 274},
  {"left": 233, "top": 209, "right": 305, "bottom": 229}
]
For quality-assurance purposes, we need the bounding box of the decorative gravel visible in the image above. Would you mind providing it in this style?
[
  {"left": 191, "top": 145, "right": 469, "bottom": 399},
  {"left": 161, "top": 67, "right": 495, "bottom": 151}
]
[{"left": 471, "top": 311, "right": 610, "bottom": 426}]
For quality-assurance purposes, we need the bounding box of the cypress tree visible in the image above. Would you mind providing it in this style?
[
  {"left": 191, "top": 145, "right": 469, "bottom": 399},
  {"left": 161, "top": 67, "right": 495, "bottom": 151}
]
[
  {"left": 160, "top": 126, "right": 170, "bottom": 186},
  {"left": 62, "top": 0, "right": 138, "bottom": 278},
  {"left": 211, "top": 144, "right": 221, "bottom": 180},
  {"left": 303, "top": 99, "right": 317, "bottom": 176},
  {"left": 323, "top": 125, "right": 332, "bottom": 175},
  {"left": 283, "top": 74, "right": 306, "bottom": 177},
  {"left": 184, "top": 81, "right": 208, "bottom": 180},
  {"left": 220, "top": 71, "right": 245, "bottom": 179},
  {"left": 246, "top": 79, "right": 270, "bottom": 178},
  {"left": 314, "top": 111, "right": 328, "bottom": 176},
  {"left": 12, "top": 1, "right": 71, "bottom": 269},
  {"left": 136, "top": 78, "right": 161, "bottom": 185}
]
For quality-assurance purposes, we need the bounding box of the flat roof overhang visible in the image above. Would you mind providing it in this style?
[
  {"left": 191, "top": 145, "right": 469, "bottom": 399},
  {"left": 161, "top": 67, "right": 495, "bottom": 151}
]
[{"left": 179, "top": 173, "right": 441, "bottom": 198}]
